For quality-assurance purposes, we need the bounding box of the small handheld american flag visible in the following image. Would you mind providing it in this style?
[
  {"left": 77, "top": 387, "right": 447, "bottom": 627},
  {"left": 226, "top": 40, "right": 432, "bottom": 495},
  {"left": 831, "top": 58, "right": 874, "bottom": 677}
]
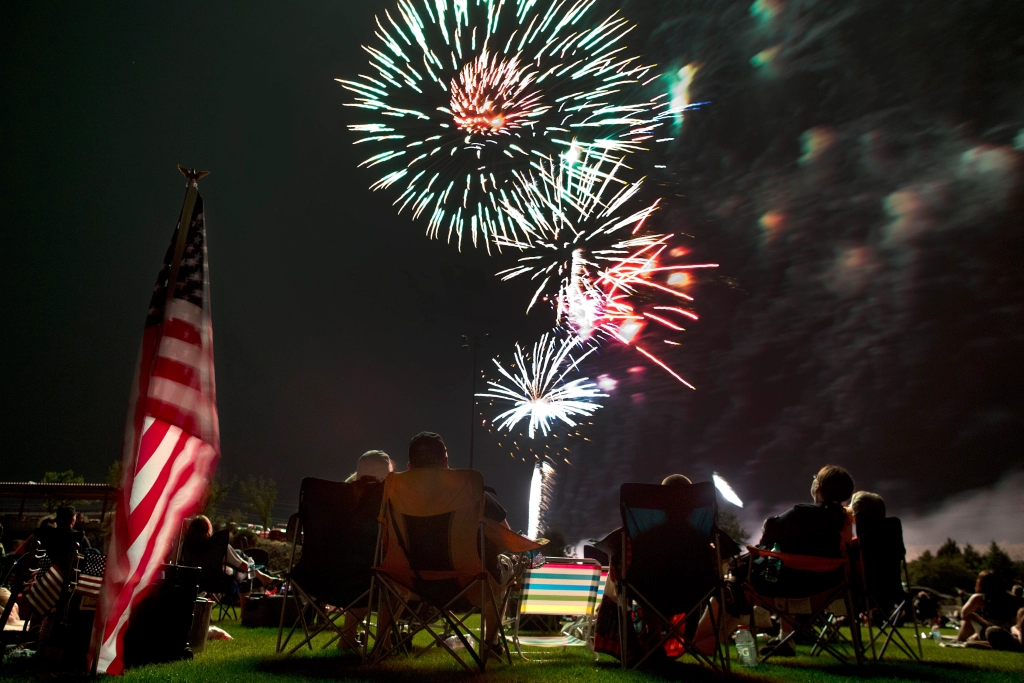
[
  {"left": 91, "top": 170, "right": 221, "bottom": 675},
  {"left": 23, "top": 557, "right": 63, "bottom": 616},
  {"left": 77, "top": 553, "right": 106, "bottom": 598}
]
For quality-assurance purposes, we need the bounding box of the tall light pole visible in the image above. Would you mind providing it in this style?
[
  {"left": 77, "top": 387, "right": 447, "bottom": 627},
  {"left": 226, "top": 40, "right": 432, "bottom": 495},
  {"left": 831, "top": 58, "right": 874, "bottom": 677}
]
[{"left": 462, "top": 333, "right": 487, "bottom": 470}]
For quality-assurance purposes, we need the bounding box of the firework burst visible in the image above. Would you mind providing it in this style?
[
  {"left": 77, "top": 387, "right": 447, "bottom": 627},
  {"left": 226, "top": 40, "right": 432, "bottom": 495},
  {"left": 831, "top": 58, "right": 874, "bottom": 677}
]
[
  {"left": 477, "top": 333, "right": 605, "bottom": 438},
  {"left": 496, "top": 152, "right": 717, "bottom": 387},
  {"left": 339, "top": 0, "right": 684, "bottom": 252}
]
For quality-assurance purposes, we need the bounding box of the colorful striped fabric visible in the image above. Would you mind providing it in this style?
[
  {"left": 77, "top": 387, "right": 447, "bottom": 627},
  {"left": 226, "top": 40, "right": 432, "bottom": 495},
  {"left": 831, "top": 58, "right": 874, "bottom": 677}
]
[
  {"left": 519, "top": 561, "right": 601, "bottom": 616},
  {"left": 596, "top": 568, "right": 609, "bottom": 602}
]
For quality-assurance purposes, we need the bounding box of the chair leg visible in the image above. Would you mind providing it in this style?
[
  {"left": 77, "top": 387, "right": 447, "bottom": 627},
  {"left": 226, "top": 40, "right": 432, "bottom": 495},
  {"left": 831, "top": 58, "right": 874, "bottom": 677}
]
[
  {"left": 617, "top": 582, "right": 628, "bottom": 670},
  {"left": 843, "top": 590, "right": 864, "bottom": 665}
]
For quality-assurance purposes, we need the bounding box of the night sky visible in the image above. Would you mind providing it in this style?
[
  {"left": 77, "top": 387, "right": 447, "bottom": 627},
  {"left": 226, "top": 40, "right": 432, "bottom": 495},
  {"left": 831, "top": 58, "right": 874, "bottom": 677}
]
[{"left": 3, "top": 1, "right": 1022, "bottom": 544}]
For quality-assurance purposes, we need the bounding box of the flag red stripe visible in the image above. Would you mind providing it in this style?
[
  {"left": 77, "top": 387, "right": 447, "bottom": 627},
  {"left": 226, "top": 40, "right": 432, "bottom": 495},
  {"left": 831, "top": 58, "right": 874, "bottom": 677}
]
[
  {"left": 144, "top": 399, "right": 200, "bottom": 435},
  {"left": 128, "top": 430, "right": 188, "bottom": 546},
  {"left": 102, "top": 457, "right": 202, "bottom": 673},
  {"left": 151, "top": 356, "right": 201, "bottom": 390},
  {"left": 133, "top": 419, "right": 173, "bottom": 475}
]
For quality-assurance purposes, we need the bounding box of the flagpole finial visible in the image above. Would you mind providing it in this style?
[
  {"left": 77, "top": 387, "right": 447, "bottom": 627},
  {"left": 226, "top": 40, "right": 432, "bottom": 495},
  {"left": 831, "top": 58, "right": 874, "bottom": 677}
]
[{"left": 177, "top": 165, "right": 210, "bottom": 187}]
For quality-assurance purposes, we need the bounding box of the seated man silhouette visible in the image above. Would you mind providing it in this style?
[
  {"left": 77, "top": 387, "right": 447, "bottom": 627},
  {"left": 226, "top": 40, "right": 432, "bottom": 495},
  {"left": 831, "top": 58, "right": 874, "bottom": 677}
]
[
  {"left": 36, "top": 506, "right": 89, "bottom": 565},
  {"left": 339, "top": 450, "right": 393, "bottom": 649},
  {"left": 693, "top": 465, "right": 855, "bottom": 656},
  {"left": 593, "top": 474, "right": 743, "bottom": 663},
  {"left": 377, "top": 432, "right": 512, "bottom": 653},
  {"left": 407, "top": 431, "right": 509, "bottom": 529}
]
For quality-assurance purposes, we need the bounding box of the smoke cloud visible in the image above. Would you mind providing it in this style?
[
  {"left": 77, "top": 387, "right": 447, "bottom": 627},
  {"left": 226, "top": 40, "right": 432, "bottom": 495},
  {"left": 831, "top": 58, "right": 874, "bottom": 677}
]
[{"left": 545, "top": 0, "right": 1023, "bottom": 544}]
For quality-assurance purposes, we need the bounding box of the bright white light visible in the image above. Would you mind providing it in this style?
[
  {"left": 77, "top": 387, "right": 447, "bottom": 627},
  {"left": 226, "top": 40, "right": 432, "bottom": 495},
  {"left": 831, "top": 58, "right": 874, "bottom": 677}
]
[
  {"left": 477, "top": 334, "right": 605, "bottom": 439},
  {"left": 713, "top": 473, "right": 744, "bottom": 508},
  {"left": 564, "top": 140, "right": 580, "bottom": 164},
  {"left": 597, "top": 374, "right": 617, "bottom": 392},
  {"left": 618, "top": 319, "right": 644, "bottom": 342},
  {"left": 527, "top": 461, "right": 555, "bottom": 540}
]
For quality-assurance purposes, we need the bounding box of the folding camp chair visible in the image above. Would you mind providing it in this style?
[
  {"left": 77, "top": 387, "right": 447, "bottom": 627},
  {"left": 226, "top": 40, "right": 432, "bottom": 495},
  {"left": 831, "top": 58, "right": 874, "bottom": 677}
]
[
  {"left": 276, "top": 476, "right": 383, "bottom": 658},
  {"left": 576, "top": 565, "right": 609, "bottom": 657},
  {"left": 371, "top": 468, "right": 539, "bottom": 672},
  {"left": 744, "top": 545, "right": 865, "bottom": 664},
  {"left": 1, "top": 542, "right": 44, "bottom": 647},
  {"left": 856, "top": 517, "right": 922, "bottom": 661},
  {"left": 511, "top": 558, "right": 601, "bottom": 659},
  {"left": 181, "top": 528, "right": 238, "bottom": 621},
  {"left": 617, "top": 482, "right": 729, "bottom": 671},
  {"left": 37, "top": 544, "right": 85, "bottom": 662}
]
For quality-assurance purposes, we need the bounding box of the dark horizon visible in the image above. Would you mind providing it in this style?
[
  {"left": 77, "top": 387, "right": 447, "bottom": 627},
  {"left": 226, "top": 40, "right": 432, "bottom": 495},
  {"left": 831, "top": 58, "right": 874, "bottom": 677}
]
[{"left": 2, "top": 1, "right": 1022, "bottom": 546}]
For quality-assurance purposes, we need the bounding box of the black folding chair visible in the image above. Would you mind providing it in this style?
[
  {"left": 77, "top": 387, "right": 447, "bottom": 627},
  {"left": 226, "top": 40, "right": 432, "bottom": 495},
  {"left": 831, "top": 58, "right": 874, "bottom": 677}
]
[
  {"left": 181, "top": 528, "right": 238, "bottom": 621},
  {"left": 616, "top": 482, "right": 729, "bottom": 671},
  {"left": 857, "top": 517, "right": 923, "bottom": 661},
  {"left": 37, "top": 544, "right": 85, "bottom": 662},
  {"left": 276, "top": 477, "right": 383, "bottom": 658}
]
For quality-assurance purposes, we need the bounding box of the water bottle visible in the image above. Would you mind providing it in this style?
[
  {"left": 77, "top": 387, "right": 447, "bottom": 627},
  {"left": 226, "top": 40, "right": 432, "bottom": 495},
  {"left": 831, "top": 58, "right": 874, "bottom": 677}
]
[
  {"left": 764, "top": 543, "right": 783, "bottom": 584},
  {"left": 931, "top": 625, "right": 941, "bottom": 643},
  {"left": 735, "top": 625, "right": 758, "bottom": 667}
]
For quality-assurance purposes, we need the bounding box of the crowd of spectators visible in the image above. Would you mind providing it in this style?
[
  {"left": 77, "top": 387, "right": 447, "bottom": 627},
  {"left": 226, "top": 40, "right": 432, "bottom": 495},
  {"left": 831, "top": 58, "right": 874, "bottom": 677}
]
[{"left": 3, "top": 450, "right": 1022, "bottom": 661}]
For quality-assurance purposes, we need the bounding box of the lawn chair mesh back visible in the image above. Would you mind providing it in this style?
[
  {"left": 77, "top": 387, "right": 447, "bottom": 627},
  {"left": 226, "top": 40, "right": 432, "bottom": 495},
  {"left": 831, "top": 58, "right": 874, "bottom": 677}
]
[
  {"left": 856, "top": 516, "right": 922, "bottom": 660},
  {"left": 621, "top": 482, "right": 719, "bottom": 617},
  {"left": 373, "top": 468, "right": 512, "bottom": 671},
  {"left": 857, "top": 517, "right": 906, "bottom": 609},
  {"left": 181, "top": 528, "right": 231, "bottom": 594},
  {"left": 597, "top": 568, "right": 608, "bottom": 602},
  {"left": 519, "top": 560, "right": 600, "bottom": 616},
  {"left": 181, "top": 528, "right": 237, "bottom": 620},
  {"left": 277, "top": 476, "right": 383, "bottom": 656},
  {"left": 618, "top": 482, "right": 727, "bottom": 671},
  {"left": 291, "top": 477, "right": 382, "bottom": 608},
  {"left": 512, "top": 558, "right": 600, "bottom": 657},
  {"left": 376, "top": 468, "right": 487, "bottom": 606}
]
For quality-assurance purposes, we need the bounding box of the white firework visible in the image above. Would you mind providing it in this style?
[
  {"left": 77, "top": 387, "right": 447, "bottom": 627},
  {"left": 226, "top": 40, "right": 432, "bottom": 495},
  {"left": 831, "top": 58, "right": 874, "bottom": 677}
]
[
  {"left": 527, "top": 460, "right": 556, "bottom": 541},
  {"left": 477, "top": 333, "right": 605, "bottom": 438},
  {"left": 713, "top": 473, "right": 744, "bottom": 508},
  {"left": 338, "top": 0, "right": 685, "bottom": 252}
]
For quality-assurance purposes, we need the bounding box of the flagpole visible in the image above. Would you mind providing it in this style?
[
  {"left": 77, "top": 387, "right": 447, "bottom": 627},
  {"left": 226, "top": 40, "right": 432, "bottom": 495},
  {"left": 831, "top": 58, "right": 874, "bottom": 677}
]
[
  {"left": 165, "top": 166, "right": 207, "bottom": 314},
  {"left": 167, "top": 168, "right": 207, "bottom": 566}
]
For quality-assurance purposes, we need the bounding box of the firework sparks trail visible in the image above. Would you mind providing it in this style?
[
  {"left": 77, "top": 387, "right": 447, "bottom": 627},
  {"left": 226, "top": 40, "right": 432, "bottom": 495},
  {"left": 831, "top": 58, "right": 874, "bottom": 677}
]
[
  {"left": 713, "top": 473, "right": 744, "bottom": 508},
  {"left": 496, "top": 154, "right": 718, "bottom": 387},
  {"left": 477, "top": 333, "right": 605, "bottom": 438},
  {"left": 338, "top": 0, "right": 692, "bottom": 252},
  {"left": 527, "top": 460, "right": 555, "bottom": 540}
]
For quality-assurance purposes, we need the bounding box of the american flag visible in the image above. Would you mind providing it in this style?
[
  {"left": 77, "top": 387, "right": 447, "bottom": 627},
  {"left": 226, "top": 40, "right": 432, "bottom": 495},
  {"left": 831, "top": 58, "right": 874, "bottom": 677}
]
[
  {"left": 24, "top": 557, "right": 63, "bottom": 616},
  {"left": 91, "top": 173, "right": 220, "bottom": 675},
  {"left": 78, "top": 554, "right": 106, "bottom": 598}
]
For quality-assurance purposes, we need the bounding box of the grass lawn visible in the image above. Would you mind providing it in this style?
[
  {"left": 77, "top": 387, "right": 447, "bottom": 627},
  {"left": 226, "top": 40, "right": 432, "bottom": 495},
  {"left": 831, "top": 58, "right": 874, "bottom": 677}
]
[{"left": 3, "top": 617, "right": 1023, "bottom": 683}]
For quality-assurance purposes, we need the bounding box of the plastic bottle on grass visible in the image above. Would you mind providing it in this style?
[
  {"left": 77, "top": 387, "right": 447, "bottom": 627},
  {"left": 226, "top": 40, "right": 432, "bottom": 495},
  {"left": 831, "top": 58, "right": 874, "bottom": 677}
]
[
  {"left": 735, "top": 625, "right": 758, "bottom": 667},
  {"left": 931, "top": 625, "right": 941, "bottom": 643}
]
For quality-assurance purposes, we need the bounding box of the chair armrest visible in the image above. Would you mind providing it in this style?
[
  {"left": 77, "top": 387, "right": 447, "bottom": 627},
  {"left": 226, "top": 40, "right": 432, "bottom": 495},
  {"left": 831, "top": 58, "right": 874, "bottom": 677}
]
[
  {"left": 484, "top": 518, "right": 543, "bottom": 554},
  {"left": 746, "top": 545, "right": 845, "bottom": 573}
]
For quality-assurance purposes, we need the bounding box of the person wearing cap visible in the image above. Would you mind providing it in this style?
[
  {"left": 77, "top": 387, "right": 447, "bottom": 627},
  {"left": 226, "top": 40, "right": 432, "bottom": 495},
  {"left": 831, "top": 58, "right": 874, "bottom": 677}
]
[
  {"left": 345, "top": 450, "right": 394, "bottom": 483},
  {"left": 338, "top": 450, "right": 393, "bottom": 648}
]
